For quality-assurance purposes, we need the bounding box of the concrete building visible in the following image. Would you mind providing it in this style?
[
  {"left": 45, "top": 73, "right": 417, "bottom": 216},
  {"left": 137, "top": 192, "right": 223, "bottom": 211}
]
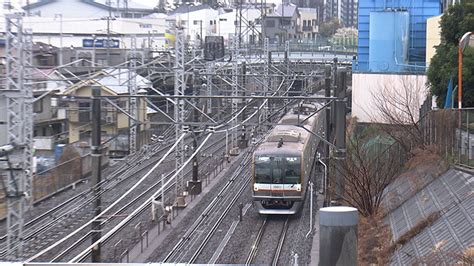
[
  {"left": 263, "top": 3, "right": 301, "bottom": 44},
  {"left": 23, "top": 0, "right": 156, "bottom": 18},
  {"left": 299, "top": 8, "right": 319, "bottom": 40},
  {"left": 168, "top": 4, "right": 220, "bottom": 46},
  {"left": 426, "top": 15, "right": 442, "bottom": 67},
  {"left": 324, "top": 0, "right": 357, "bottom": 27},
  {"left": 340, "top": 0, "right": 357, "bottom": 27},
  {"left": 0, "top": 16, "right": 168, "bottom": 51}
]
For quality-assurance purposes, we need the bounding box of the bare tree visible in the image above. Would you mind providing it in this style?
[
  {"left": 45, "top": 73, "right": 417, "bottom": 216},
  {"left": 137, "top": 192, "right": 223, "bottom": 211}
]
[
  {"left": 332, "top": 128, "right": 401, "bottom": 217},
  {"left": 370, "top": 75, "right": 428, "bottom": 152}
]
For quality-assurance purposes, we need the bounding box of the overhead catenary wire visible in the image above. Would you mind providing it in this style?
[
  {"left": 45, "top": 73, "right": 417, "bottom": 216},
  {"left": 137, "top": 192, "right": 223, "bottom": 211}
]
[
  {"left": 68, "top": 132, "right": 214, "bottom": 263},
  {"left": 25, "top": 133, "right": 186, "bottom": 263}
]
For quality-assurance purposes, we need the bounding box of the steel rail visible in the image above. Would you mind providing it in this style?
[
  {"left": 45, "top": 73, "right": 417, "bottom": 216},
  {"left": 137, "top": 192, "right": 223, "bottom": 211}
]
[
  {"left": 68, "top": 133, "right": 213, "bottom": 262},
  {"left": 188, "top": 165, "right": 253, "bottom": 263},
  {"left": 163, "top": 155, "right": 252, "bottom": 263},
  {"left": 245, "top": 217, "right": 268, "bottom": 265},
  {"left": 0, "top": 138, "right": 174, "bottom": 256},
  {"left": 25, "top": 133, "right": 186, "bottom": 262},
  {"left": 71, "top": 137, "right": 229, "bottom": 262},
  {"left": 272, "top": 217, "right": 289, "bottom": 266}
]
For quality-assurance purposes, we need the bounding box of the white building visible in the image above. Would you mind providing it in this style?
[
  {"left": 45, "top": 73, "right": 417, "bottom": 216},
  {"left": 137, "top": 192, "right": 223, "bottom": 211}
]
[
  {"left": 217, "top": 7, "right": 262, "bottom": 44},
  {"left": 23, "top": 0, "right": 155, "bottom": 18},
  {"left": 169, "top": 4, "right": 219, "bottom": 46},
  {"left": 0, "top": 16, "right": 168, "bottom": 50},
  {"left": 352, "top": 73, "right": 428, "bottom": 124}
]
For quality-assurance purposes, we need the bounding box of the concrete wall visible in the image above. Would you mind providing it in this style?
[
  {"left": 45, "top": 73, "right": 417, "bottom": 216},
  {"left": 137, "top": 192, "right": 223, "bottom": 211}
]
[
  {"left": 34, "top": 94, "right": 54, "bottom": 122},
  {"left": 352, "top": 72, "right": 428, "bottom": 124},
  {"left": 426, "top": 15, "right": 442, "bottom": 67}
]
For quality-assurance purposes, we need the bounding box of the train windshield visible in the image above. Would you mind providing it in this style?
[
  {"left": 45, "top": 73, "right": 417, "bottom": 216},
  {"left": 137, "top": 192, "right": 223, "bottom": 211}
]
[{"left": 255, "top": 156, "right": 301, "bottom": 184}]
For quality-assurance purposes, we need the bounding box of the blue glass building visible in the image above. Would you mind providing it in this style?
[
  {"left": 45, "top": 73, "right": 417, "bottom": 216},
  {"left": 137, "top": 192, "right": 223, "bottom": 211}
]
[{"left": 356, "top": 0, "right": 442, "bottom": 72}]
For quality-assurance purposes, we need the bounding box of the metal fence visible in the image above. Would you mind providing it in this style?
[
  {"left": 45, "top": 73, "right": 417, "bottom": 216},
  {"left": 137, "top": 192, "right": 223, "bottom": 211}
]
[
  {"left": 420, "top": 108, "right": 474, "bottom": 168},
  {"left": 0, "top": 148, "right": 110, "bottom": 219}
]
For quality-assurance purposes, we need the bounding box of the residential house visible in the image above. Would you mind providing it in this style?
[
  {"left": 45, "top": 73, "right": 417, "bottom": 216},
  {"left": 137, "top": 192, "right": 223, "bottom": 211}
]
[
  {"left": 31, "top": 69, "right": 71, "bottom": 144},
  {"left": 60, "top": 68, "right": 152, "bottom": 156},
  {"left": 299, "top": 8, "right": 319, "bottom": 40},
  {"left": 23, "top": 0, "right": 155, "bottom": 18},
  {"left": 263, "top": 3, "right": 301, "bottom": 44}
]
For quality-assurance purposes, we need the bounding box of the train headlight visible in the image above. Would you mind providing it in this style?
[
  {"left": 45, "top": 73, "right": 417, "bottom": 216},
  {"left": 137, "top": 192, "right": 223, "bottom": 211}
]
[{"left": 253, "top": 184, "right": 259, "bottom": 191}]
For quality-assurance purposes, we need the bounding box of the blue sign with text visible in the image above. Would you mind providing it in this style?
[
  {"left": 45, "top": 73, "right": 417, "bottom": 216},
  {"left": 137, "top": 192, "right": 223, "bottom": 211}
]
[{"left": 82, "top": 39, "right": 120, "bottom": 48}]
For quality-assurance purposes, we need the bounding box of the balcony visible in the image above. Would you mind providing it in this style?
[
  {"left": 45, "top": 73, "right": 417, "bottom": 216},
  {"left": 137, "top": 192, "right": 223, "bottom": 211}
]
[{"left": 302, "top": 25, "right": 314, "bottom": 31}]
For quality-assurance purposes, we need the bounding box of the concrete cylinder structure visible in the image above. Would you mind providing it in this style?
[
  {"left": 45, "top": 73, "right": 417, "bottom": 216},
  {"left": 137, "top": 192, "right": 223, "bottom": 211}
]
[{"left": 319, "top": 206, "right": 358, "bottom": 266}]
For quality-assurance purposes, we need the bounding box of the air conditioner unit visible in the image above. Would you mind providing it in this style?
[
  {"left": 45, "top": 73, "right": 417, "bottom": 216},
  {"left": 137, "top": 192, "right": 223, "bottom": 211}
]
[{"left": 106, "top": 115, "right": 114, "bottom": 123}]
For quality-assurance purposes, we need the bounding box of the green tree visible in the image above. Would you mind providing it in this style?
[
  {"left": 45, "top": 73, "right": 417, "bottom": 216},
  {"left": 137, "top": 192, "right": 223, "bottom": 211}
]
[
  {"left": 427, "top": 2, "right": 474, "bottom": 107},
  {"left": 319, "top": 18, "right": 340, "bottom": 38}
]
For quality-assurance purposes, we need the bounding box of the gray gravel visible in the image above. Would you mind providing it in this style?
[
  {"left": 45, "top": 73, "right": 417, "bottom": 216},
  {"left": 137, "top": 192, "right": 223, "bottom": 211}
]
[
  {"left": 215, "top": 173, "right": 322, "bottom": 265},
  {"left": 146, "top": 151, "right": 247, "bottom": 262}
]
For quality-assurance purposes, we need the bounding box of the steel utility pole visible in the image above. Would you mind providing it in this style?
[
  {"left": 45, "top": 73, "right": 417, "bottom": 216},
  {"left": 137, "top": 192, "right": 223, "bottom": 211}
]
[
  {"left": 106, "top": 0, "right": 112, "bottom": 66},
  {"left": 54, "top": 14, "right": 63, "bottom": 66},
  {"left": 4, "top": 14, "right": 34, "bottom": 260},
  {"left": 90, "top": 86, "right": 102, "bottom": 262},
  {"left": 262, "top": 37, "right": 270, "bottom": 130},
  {"left": 334, "top": 66, "right": 347, "bottom": 201},
  {"left": 231, "top": 35, "right": 239, "bottom": 150},
  {"left": 174, "top": 27, "right": 187, "bottom": 206},
  {"left": 189, "top": 72, "right": 202, "bottom": 194},
  {"left": 128, "top": 35, "right": 138, "bottom": 154},
  {"left": 324, "top": 65, "right": 331, "bottom": 205}
]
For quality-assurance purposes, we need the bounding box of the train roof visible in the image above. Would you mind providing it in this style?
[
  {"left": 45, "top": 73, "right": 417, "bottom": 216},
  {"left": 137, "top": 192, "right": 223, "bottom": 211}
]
[
  {"left": 254, "top": 125, "right": 310, "bottom": 156},
  {"left": 278, "top": 113, "right": 316, "bottom": 126}
]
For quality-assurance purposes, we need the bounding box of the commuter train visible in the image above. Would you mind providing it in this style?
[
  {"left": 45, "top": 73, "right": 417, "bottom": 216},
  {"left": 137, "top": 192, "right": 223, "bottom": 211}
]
[{"left": 252, "top": 100, "right": 324, "bottom": 215}]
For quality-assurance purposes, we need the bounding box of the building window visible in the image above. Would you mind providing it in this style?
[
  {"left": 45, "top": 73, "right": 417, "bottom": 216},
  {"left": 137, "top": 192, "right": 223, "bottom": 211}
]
[
  {"left": 265, "top": 20, "right": 275, "bottom": 27},
  {"left": 281, "top": 19, "right": 290, "bottom": 26},
  {"left": 33, "top": 98, "right": 43, "bottom": 113}
]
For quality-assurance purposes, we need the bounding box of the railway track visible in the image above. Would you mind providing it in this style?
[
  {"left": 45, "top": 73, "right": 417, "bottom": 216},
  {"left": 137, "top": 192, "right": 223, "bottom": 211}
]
[
  {"left": 245, "top": 216, "right": 290, "bottom": 266},
  {"left": 0, "top": 136, "right": 175, "bottom": 258},
  {"left": 52, "top": 134, "right": 229, "bottom": 262},
  {"left": 0, "top": 128, "right": 228, "bottom": 258},
  {"left": 20, "top": 132, "right": 228, "bottom": 262},
  {"left": 162, "top": 150, "right": 254, "bottom": 264}
]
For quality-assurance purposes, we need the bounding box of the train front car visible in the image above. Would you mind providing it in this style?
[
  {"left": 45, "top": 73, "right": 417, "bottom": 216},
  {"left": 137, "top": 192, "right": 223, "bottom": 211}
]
[{"left": 252, "top": 126, "right": 310, "bottom": 215}]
